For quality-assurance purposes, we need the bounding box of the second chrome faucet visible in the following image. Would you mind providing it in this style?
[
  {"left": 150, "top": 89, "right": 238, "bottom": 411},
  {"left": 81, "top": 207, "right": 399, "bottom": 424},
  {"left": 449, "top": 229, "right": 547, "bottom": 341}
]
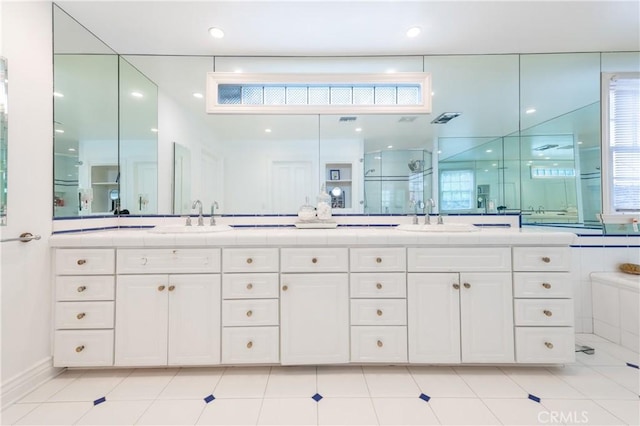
[{"left": 192, "top": 199, "right": 204, "bottom": 226}]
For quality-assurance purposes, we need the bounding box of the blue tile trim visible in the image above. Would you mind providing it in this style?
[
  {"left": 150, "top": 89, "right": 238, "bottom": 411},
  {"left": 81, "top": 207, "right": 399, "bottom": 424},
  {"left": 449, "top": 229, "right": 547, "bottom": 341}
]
[
  {"left": 117, "top": 225, "right": 155, "bottom": 230},
  {"left": 312, "top": 393, "right": 323, "bottom": 402},
  {"left": 54, "top": 215, "right": 114, "bottom": 221},
  {"left": 626, "top": 362, "right": 639, "bottom": 369},
  {"left": 204, "top": 394, "right": 215, "bottom": 403},
  {"left": 571, "top": 245, "right": 640, "bottom": 248},
  {"left": 419, "top": 393, "right": 431, "bottom": 402},
  {"left": 53, "top": 226, "right": 119, "bottom": 235},
  {"left": 93, "top": 396, "right": 106, "bottom": 405},
  {"left": 528, "top": 394, "right": 541, "bottom": 403}
]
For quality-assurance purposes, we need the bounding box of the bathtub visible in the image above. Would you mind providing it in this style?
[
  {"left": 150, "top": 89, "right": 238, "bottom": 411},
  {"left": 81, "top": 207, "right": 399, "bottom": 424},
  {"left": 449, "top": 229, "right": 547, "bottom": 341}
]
[{"left": 591, "top": 272, "right": 640, "bottom": 353}]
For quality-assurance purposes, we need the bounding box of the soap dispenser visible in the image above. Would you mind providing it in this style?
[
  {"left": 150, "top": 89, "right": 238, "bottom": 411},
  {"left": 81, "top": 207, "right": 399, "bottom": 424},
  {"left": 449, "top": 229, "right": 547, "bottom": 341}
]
[{"left": 316, "top": 184, "right": 332, "bottom": 220}]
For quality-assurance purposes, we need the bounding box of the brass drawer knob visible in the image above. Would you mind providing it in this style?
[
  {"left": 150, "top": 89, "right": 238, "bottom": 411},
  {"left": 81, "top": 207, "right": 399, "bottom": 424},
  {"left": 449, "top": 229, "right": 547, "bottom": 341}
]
[
  {"left": 76, "top": 259, "right": 86, "bottom": 265},
  {"left": 158, "top": 285, "right": 166, "bottom": 291},
  {"left": 377, "top": 340, "right": 383, "bottom": 347},
  {"left": 376, "top": 309, "right": 383, "bottom": 316},
  {"left": 246, "top": 258, "right": 253, "bottom": 264},
  {"left": 75, "top": 345, "right": 85, "bottom": 353},
  {"left": 542, "top": 283, "right": 552, "bottom": 289},
  {"left": 282, "top": 285, "right": 288, "bottom": 291},
  {"left": 246, "top": 310, "right": 253, "bottom": 317},
  {"left": 246, "top": 341, "right": 253, "bottom": 349},
  {"left": 376, "top": 257, "right": 382, "bottom": 264},
  {"left": 543, "top": 310, "right": 553, "bottom": 317},
  {"left": 168, "top": 285, "right": 175, "bottom": 292},
  {"left": 311, "top": 257, "right": 318, "bottom": 264},
  {"left": 77, "top": 286, "right": 87, "bottom": 292},
  {"left": 542, "top": 256, "right": 551, "bottom": 263},
  {"left": 376, "top": 283, "right": 383, "bottom": 290},
  {"left": 544, "top": 341, "right": 554, "bottom": 349},
  {"left": 463, "top": 283, "right": 471, "bottom": 289},
  {"left": 453, "top": 283, "right": 460, "bottom": 290},
  {"left": 76, "top": 313, "right": 86, "bottom": 320},
  {"left": 246, "top": 283, "right": 253, "bottom": 290}
]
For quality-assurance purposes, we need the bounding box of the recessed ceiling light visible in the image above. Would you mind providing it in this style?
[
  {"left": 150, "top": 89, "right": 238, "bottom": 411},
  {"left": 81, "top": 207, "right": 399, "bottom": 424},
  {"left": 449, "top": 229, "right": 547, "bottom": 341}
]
[
  {"left": 208, "top": 27, "right": 224, "bottom": 38},
  {"left": 68, "top": 148, "right": 75, "bottom": 152},
  {"left": 387, "top": 145, "right": 393, "bottom": 149},
  {"left": 437, "top": 150, "right": 442, "bottom": 154},
  {"left": 374, "top": 156, "right": 381, "bottom": 160},
  {"left": 577, "top": 141, "right": 583, "bottom": 145},
  {"left": 193, "top": 92, "right": 204, "bottom": 99},
  {"left": 525, "top": 108, "right": 536, "bottom": 114},
  {"left": 484, "top": 169, "right": 489, "bottom": 172},
  {"left": 53, "top": 91, "right": 64, "bottom": 98},
  {"left": 492, "top": 163, "right": 497, "bottom": 167},
  {"left": 486, "top": 149, "right": 492, "bottom": 153},
  {"left": 544, "top": 157, "right": 550, "bottom": 160},
  {"left": 538, "top": 153, "right": 544, "bottom": 157},
  {"left": 406, "top": 27, "right": 421, "bottom": 38},
  {"left": 55, "top": 129, "right": 64, "bottom": 134},
  {"left": 386, "top": 69, "right": 396, "bottom": 73},
  {"left": 151, "top": 128, "right": 158, "bottom": 133},
  {"left": 234, "top": 69, "right": 243, "bottom": 73},
  {"left": 355, "top": 128, "right": 362, "bottom": 132},
  {"left": 553, "top": 163, "right": 558, "bottom": 166},
  {"left": 265, "top": 128, "right": 272, "bottom": 133},
  {"left": 131, "top": 91, "right": 143, "bottom": 98}
]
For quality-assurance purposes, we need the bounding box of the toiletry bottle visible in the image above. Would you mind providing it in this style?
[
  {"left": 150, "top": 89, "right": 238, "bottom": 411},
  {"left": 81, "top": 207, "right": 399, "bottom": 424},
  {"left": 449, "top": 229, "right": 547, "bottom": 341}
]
[{"left": 316, "top": 184, "right": 332, "bottom": 220}]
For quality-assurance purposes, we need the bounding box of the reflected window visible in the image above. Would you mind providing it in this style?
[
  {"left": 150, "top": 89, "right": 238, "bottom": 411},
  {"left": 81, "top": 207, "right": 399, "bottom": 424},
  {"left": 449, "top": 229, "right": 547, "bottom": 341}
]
[{"left": 440, "top": 169, "right": 474, "bottom": 211}]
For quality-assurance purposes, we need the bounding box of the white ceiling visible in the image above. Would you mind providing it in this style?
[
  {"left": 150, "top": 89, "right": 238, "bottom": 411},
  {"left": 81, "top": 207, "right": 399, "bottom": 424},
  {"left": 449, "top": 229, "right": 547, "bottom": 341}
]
[{"left": 56, "top": 1, "right": 640, "bottom": 57}]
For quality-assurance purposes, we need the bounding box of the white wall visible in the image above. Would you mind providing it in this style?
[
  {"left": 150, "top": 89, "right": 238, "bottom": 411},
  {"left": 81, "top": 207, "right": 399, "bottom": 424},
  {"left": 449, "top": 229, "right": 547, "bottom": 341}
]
[{"left": 0, "top": 2, "right": 58, "bottom": 407}]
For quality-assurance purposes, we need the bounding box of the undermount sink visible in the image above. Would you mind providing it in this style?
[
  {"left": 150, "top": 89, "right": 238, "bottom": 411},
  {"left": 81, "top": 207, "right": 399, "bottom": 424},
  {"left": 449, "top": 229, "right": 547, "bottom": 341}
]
[
  {"left": 148, "top": 224, "right": 233, "bottom": 234},
  {"left": 395, "top": 223, "right": 479, "bottom": 232}
]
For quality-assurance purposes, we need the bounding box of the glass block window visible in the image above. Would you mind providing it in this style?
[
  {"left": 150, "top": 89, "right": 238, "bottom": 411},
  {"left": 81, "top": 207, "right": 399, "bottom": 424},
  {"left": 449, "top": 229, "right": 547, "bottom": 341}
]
[
  {"left": 286, "top": 87, "right": 307, "bottom": 104},
  {"left": 330, "top": 87, "right": 352, "bottom": 105},
  {"left": 375, "top": 87, "right": 396, "bottom": 105},
  {"left": 218, "top": 85, "right": 241, "bottom": 104},
  {"left": 397, "top": 87, "right": 420, "bottom": 105},
  {"left": 264, "top": 86, "right": 285, "bottom": 105},
  {"left": 530, "top": 167, "right": 576, "bottom": 178},
  {"left": 353, "top": 87, "right": 374, "bottom": 105},
  {"left": 440, "top": 169, "right": 474, "bottom": 211},
  {"left": 241, "top": 86, "right": 263, "bottom": 104}
]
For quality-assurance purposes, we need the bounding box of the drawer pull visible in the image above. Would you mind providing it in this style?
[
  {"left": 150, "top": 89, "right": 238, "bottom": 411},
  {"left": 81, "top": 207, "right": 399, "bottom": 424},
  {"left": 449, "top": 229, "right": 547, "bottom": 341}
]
[
  {"left": 543, "top": 310, "right": 553, "bottom": 317},
  {"left": 377, "top": 340, "right": 383, "bottom": 347},
  {"left": 544, "top": 342, "right": 554, "bottom": 349},
  {"left": 376, "top": 257, "right": 382, "bottom": 264},
  {"left": 76, "top": 259, "right": 87, "bottom": 265},
  {"left": 246, "top": 283, "right": 253, "bottom": 290},
  {"left": 542, "top": 256, "right": 551, "bottom": 263},
  {"left": 168, "top": 285, "right": 176, "bottom": 292},
  {"left": 246, "top": 258, "right": 253, "bottom": 264},
  {"left": 376, "top": 283, "right": 383, "bottom": 290},
  {"left": 77, "top": 286, "right": 87, "bottom": 292},
  {"left": 246, "top": 341, "right": 253, "bottom": 349},
  {"left": 453, "top": 283, "right": 460, "bottom": 290},
  {"left": 376, "top": 309, "right": 383, "bottom": 316},
  {"left": 542, "top": 283, "right": 552, "bottom": 289},
  {"left": 311, "top": 257, "right": 318, "bottom": 264},
  {"left": 75, "top": 345, "right": 85, "bottom": 353},
  {"left": 282, "top": 285, "right": 288, "bottom": 291},
  {"left": 141, "top": 257, "right": 148, "bottom": 265},
  {"left": 158, "top": 285, "right": 166, "bottom": 291},
  {"left": 246, "top": 310, "right": 253, "bottom": 317},
  {"left": 463, "top": 283, "right": 471, "bottom": 289},
  {"left": 76, "top": 312, "right": 86, "bottom": 320}
]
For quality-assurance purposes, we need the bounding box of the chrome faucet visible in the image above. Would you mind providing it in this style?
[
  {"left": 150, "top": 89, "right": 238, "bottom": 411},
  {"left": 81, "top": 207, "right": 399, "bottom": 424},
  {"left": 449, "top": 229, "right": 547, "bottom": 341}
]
[
  {"left": 424, "top": 198, "right": 435, "bottom": 225},
  {"left": 210, "top": 201, "right": 219, "bottom": 226},
  {"left": 192, "top": 199, "right": 204, "bottom": 226},
  {"left": 412, "top": 201, "right": 419, "bottom": 225}
]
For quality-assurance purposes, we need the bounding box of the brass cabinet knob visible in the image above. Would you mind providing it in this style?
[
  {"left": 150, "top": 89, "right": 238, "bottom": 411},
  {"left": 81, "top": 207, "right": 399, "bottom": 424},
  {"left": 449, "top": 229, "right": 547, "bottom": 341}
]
[
  {"left": 543, "top": 310, "right": 553, "bottom": 317},
  {"left": 77, "top": 286, "right": 87, "bottom": 292},
  {"left": 168, "top": 285, "right": 176, "bottom": 292},
  {"left": 76, "top": 312, "right": 86, "bottom": 320},
  {"left": 542, "top": 283, "right": 552, "bottom": 289},
  {"left": 75, "top": 345, "right": 85, "bottom": 353},
  {"left": 282, "top": 285, "right": 288, "bottom": 291},
  {"left": 246, "top": 310, "right": 253, "bottom": 317},
  {"left": 376, "top": 257, "right": 382, "bottom": 264},
  {"left": 311, "top": 257, "right": 318, "bottom": 264},
  {"left": 453, "top": 283, "right": 460, "bottom": 290},
  {"left": 246, "top": 283, "right": 253, "bottom": 290},
  {"left": 376, "top": 309, "right": 383, "bottom": 316},
  {"left": 158, "top": 285, "right": 166, "bottom": 291},
  {"left": 376, "top": 283, "right": 383, "bottom": 290},
  {"left": 542, "top": 256, "right": 551, "bottom": 263},
  {"left": 246, "top": 258, "right": 253, "bottom": 264},
  {"left": 76, "top": 259, "right": 86, "bottom": 265},
  {"left": 246, "top": 341, "right": 253, "bottom": 349},
  {"left": 463, "top": 283, "right": 471, "bottom": 289},
  {"left": 544, "top": 341, "right": 554, "bottom": 349},
  {"left": 377, "top": 340, "right": 383, "bottom": 347}
]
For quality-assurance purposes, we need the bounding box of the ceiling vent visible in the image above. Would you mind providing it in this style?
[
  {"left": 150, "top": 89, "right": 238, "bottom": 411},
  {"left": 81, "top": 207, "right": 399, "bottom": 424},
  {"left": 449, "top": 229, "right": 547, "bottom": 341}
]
[
  {"left": 339, "top": 116, "right": 357, "bottom": 122},
  {"left": 533, "top": 144, "right": 559, "bottom": 151},
  {"left": 431, "top": 112, "right": 461, "bottom": 124},
  {"left": 398, "top": 116, "right": 418, "bottom": 123}
]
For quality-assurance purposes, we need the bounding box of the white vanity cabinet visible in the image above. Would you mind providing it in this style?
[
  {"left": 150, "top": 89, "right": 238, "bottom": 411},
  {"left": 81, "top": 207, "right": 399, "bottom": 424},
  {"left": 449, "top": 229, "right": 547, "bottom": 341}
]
[
  {"left": 54, "top": 249, "right": 115, "bottom": 367},
  {"left": 280, "top": 248, "right": 349, "bottom": 365},
  {"left": 407, "top": 248, "right": 514, "bottom": 363},
  {"left": 513, "top": 247, "right": 575, "bottom": 363},
  {"left": 350, "top": 247, "right": 407, "bottom": 363}
]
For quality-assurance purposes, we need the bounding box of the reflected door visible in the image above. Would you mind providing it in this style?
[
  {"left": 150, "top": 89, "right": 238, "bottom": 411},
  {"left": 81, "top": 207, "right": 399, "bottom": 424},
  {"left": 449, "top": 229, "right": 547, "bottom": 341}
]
[{"left": 271, "top": 161, "right": 312, "bottom": 214}]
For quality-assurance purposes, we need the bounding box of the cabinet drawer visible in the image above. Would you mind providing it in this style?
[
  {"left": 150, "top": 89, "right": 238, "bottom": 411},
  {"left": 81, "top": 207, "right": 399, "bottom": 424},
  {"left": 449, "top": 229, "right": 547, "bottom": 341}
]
[
  {"left": 350, "top": 248, "right": 406, "bottom": 272},
  {"left": 350, "top": 273, "right": 407, "bottom": 298},
  {"left": 221, "top": 327, "right": 279, "bottom": 364},
  {"left": 223, "top": 248, "right": 279, "bottom": 273},
  {"left": 350, "top": 299, "right": 407, "bottom": 326},
  {"left": 513, "top": 273, "right": 572, "bottom": 298},
  {"left": 222, "top": 273, "right": 279, "bottom": 299},
  {"left": 117, "top": 248, "right": 221, "bottom": 273},
  {"left": 56, "top": 249, "right": 115, "bottom": 275},
  {"left": 514, "top": 299, "right": 574, "bottom": 326},
  {"left": 281, "top": 248, "right": 348, "bottom": 272},
  {"left": 407, "top": 247, "right": 511, "bottom": 272},
  {"left": 53, "top": 330, "right": 114, "bottom": 367},
  {"left": 222, "top": 299, "right": 279, "bottom": 326},
  {"left": 515, "top": 327, "right": 575, "bottom": 363},
  {"left": 56, "top": 275, "right": 115, "bottom": 301},
  {"left": 350, "top": 326, "right": 407, "bottom": 363},
  {"left": 55, "top": 301, "right": 114, "bottom": 329},
  {"left": 513, "top": 247, "right": 571, "bottom": 271}
]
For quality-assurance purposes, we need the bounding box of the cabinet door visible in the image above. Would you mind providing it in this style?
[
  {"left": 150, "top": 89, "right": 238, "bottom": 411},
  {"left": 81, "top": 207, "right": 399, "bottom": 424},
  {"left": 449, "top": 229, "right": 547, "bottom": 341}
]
[
  {"left": 459, "top": 272, "right": 514, "bottom": 363},
  {"left": 280, "top": 273, "right": 349, "bottom": 365},
  {"left": 408, "top": 273, "right": 460, "bottom": 363},
  {"left": 168, "top": 274, "right": 221, "bottom": 365},
  {"left": 115, "top": 275, "right": 168, "bottom": 366}
]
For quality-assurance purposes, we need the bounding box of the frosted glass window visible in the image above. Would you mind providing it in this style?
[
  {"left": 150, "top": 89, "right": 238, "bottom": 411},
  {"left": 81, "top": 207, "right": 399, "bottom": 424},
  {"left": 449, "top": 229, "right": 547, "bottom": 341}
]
[
  {"left": 308, "top": 87, "right": 329, "bottom": 104},
  {"left": 375, "top": 87, "right": 396, "bottom": 104},
  {"left": 440, "top": 169, "right": 474, "bottom": 211},
  {"left": 353, "top": 87, "right": 374, "bottom": 105},
  {"left": 330, "top": 87, "right": 352, "bottom": 104},
  {"left": 241, "top": 86, "right": 263, "bottom": 104},
  {"left": 264, "top": 86, "right": 285, "bottom": 104},
  {"left": 286, "top": 87, "right": 307, "bottom": 104},
  {"left": 218, "top": 85, "right": 241, "bottom": 104},
  {"left": 397, "top": 87, "right": 420, "bottom": 105}
]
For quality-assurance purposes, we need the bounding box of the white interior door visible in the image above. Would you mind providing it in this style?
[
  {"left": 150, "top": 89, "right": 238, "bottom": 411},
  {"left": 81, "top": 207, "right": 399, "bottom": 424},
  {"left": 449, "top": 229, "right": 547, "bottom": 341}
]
[
  {"left": 133, "top": 161, "right": 157, "bottom": 214},
  {"left": 271, "top": 161, "right": 312, "bottom": 214}
]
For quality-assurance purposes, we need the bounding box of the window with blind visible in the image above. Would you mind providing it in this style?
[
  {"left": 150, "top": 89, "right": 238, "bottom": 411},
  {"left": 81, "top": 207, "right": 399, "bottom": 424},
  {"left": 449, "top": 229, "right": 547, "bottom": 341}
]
[{"left": 603, "top": 73, "right": 640, "bottom": 214}]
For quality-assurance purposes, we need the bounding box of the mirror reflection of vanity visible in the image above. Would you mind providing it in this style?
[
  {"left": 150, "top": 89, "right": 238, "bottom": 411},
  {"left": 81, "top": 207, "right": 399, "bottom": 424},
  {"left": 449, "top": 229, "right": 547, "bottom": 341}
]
[{"left": 52, "top": 3, "right": 639, "bottom": 226}]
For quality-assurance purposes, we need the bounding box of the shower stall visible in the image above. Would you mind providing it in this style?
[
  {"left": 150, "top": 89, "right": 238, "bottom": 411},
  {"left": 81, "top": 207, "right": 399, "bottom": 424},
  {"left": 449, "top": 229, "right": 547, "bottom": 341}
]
[{"left": 363, "top": 149, "right": 432, "bottom": 214}]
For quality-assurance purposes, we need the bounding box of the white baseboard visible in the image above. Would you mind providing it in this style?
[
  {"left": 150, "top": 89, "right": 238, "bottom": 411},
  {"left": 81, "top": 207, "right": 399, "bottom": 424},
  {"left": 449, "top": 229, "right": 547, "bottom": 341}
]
[{"left": 1, "top": 357, "right": 64, "bottom": 410}]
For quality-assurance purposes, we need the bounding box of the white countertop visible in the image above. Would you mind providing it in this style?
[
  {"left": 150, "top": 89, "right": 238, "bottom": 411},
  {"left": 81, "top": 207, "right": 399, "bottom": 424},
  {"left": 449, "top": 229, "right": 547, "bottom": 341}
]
[{"left": 49, "top": 227, "right": 577, "bottom": 248}]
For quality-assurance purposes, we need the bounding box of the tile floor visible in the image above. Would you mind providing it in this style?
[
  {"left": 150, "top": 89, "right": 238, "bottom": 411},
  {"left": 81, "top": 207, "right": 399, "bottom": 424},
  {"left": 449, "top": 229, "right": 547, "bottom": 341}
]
[{"left": 1, "top": 334, "right": 638, "bottom": 425}]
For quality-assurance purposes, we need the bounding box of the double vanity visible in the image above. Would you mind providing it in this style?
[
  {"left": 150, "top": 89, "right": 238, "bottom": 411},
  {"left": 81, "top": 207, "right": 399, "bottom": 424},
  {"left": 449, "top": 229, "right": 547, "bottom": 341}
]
[{"left": 50, "top": 225, "right": 576, "bottom": 368}]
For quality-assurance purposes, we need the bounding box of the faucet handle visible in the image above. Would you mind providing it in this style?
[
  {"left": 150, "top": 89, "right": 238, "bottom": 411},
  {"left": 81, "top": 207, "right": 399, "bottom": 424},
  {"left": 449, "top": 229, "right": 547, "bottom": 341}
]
[{"left": 184, "top": 216, "right": 192, "bottom": 226}]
